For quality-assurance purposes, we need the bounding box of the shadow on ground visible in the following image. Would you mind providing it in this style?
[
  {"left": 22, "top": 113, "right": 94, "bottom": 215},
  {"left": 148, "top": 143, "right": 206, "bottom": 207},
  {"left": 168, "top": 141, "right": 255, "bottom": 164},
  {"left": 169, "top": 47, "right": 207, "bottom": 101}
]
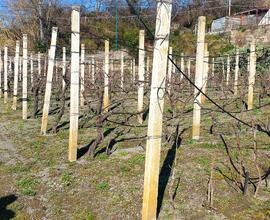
[{"left": 0, "top": 194, "right": 17, "bottom": 219}]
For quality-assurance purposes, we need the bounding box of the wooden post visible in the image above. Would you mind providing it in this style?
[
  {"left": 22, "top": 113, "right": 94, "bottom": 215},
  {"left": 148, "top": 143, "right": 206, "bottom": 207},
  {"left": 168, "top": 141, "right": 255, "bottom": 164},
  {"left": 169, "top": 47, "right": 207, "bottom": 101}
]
[
  {"left": 0, "top": 49, "right": 2, "bottom": 98},
  {"left": 80, "top": 44, "right": 85, "bottom": 106},
  {"left": 40, "top": 27, "right": 58, "bottom": 133},
  {"left": 167, "top": 46, "right": 172, "bottom": 94},
  {"left": 201, "top": 43, "right": 209, "bottom": 104},
  {"left": 103, "top": 40, "right": 110, "bottom": 112},
  {"left": 234, "top": 48, "right": 239, "bottom": 95},
  {"left": 12, "top": 41, "right": 20, "bottom": 110},
  {"left": 68, "top": 6, "right": 80, "bottom": 162},
  {"left": 62, "top": 47, "right": 66, "bottom": 90},
  {"left": 180, "top": 53, "right": 184, "bottom": 80},
  {"left": 30, "top": 53, "right": 33, "bottom": 85},
  {"left": 192, "top": 16, "right": 206, "bottom": 140},
  {"left": 91, "top": 57, "right": 95, "bottom": 82},
  {"left": 4, "top": 47, "right": 8, "bottom": 104},
  {"left": 226, "top": 55, "right": 230, "bottom": 86},
  {"left": 138, "top": 30, "right": 145, "bottom": 124},
  {"left": 120, "top": 50, "right": 124, "bottom": 90},
  {"left": 142, "top": 0, "right": 172, "bottom": 218},
  {"left": 248, "top": 41, "right": 256, "bottom": 110},
  {"left": 22, "top": 34, "right": 28, "bottom": 119}
]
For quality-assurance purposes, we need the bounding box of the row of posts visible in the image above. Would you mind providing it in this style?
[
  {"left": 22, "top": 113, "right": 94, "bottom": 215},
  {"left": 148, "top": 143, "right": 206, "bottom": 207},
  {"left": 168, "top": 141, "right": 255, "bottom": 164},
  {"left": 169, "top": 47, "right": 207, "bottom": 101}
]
[{"left": 0, "top": 5, "right": 258, "bottom": 219}]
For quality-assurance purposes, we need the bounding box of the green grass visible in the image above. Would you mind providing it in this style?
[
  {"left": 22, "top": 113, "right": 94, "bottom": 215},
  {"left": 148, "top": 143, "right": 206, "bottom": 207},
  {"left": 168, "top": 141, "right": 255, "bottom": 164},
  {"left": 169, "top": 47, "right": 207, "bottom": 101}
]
[
  {"left": 16, "top": 177, "right": 38, "bottom": 196},
  {"left": 128, "top": 155, "right": 145, "bottom": 165},
  {"left": 95, "top": 181, "right": 109, "bottom": 190},
  {"left": 61, "top": 170, "right": 72, "bottom": 186}
]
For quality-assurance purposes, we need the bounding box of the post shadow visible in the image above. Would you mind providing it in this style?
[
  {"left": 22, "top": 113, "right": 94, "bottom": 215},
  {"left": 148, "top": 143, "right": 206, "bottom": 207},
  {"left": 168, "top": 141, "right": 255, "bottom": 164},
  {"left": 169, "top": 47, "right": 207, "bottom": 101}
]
[
  {"left": 0, "top": 194, "right": 17, "bottom": 219},
  {"left": 157, "top": 125, "right": 184, "bottom": 217}
]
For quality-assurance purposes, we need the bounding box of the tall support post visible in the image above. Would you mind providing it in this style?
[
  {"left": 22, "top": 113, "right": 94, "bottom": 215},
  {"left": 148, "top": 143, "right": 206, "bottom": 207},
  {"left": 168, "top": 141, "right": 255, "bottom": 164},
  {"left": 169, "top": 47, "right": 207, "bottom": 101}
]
[
  {"left": 55, "top": 61, "right": 58, "bottom": 82},
  {"left": 44, "top": 56, "right": 47, "bottom": 76},
  {"left": 103, "top": 40, "right": 110, "bottom": 112},
  {"left": 91, "top": 57, "right": 95, "bottom": 82},
  {"left": 234, "top": 48, "right": 239, "bottom": 95},
  {"left": 138, "top": 30, "right": 145, "bottom": 124},
  {"left": 180, "top": 53, "right": 184, "bottom": 80},
  {"left": 40, "top": 27, "right": 58, "bottom": 133},
  {"left": 192, "top": 16, "right": 206, "bottom": 140},
  {"left": 211, "top": 57, "right": 215, "bottom": 76},
  {"left": 132, "top": 57, "right": 136, "bottom": 83},
  {"left": 80, "top": 44, "right": 85, "bottom": 106},
  {"left": 146, "top": 55, "right": 150, "bottom": 84},
  {"left": 22, "top": 34, "right": 28, "bottom": 119},
  {"left": 30, "top": 53, "right": 33, "bottom": 85},
  {"left": 68, "top": 6, "right": 80, "bottom": 162},
  {"left": 142, "top": 1, "right": 172, "bottom": 218},
  {"left": 19, "top": 56, "right": 22, "bottom": 82},
  {"left": 248, "top": 41, "right": 256, "bottom": 110},
  {"left": 62, "top": 47, "right": 66, "bottom": 90},
  {"left": 120, "top": 50, "right": 124, "bottom": 90},
  {"left": 187, "top": 58, "right": 191, "bottom": 78},
  {"left": 8, "top": 57, "right": 12, "bottom": 75},
  {"left": 167, "top": 46, "right": 173, "bottom": 94},
  {"left": 226, "top": 55, "right": 230, "bottom": 86},
  {"left": 172, "top": 58, "right": 176, "bottom": 75},
  {"left": 201, "top": 43, "right": 209, "bottom": 104},
  {"left": 0, "top": 49, "right": 2, "bottom": 98},
  {"left": 38, "top": 52, "right": 41, "bottom": 75},
  {"left": 12, "top": 41, "right": 20, "bottom": 110},
  {"left": 4, "top": 47, "right": 8, "bottom": 104}
]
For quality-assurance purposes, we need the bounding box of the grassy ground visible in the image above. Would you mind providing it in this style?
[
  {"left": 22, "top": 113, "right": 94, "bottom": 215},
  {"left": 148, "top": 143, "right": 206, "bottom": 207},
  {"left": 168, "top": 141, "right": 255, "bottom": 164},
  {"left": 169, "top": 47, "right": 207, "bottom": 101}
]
[{"left": 0, "top": 88, "right": 269, "bottom": 219}]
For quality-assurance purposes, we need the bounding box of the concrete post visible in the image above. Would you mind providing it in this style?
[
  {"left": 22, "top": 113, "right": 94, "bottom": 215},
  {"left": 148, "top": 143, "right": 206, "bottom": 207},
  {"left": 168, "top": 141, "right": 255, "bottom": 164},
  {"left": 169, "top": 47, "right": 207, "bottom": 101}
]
[
  {"left": 68, "top": 6, "right": 80, "bottom": 162},
  {"left": 80, "top": 44, "right": 85, "bottom": 106},
  {"left": 62, "top": 47, "right": 66, "bottom": 90},
  {"left": 201, "top": 43, "right": 209, "bottom": 104},
  {"left": 167, "top": 46, "right": 172, "bottom": 94},
  {"left": 38, "top": 52, "right": 41, "bottom": 75},
  {"left": 91, "top": 57, "right": 95, "bottom": 82},
  {"left": 0, "top": 49, "right": 2, "bottom": 98},
  {"left": 192, "top": 16, "right": 206, "bottom": 140},
  {"left": 132, "top": 57, "right": 136, "bottom": 83},
  {"left": 19, "top": 56, "right": 22, "bottom": 82},
  {"left": 146, "top": 55, "right": 150, "bottom": 84},
  {"left": 226, "top": 55, "right": 230, "bottom": 86},
  {"left": 187, "top": 58, "right": 191, "bottom": 78},
  {"left": 180, "top": 53, "right": 184, "bottom": 80},
  {"left": 22, "top": 34, "right": 28, "bottom": 119},
  {"left": 248, "top": 42, "right": 256, "bottom": 110},
  {"left": 40, "top": 27, "right": 58, "bottom": 133},
  {"left": 211, "top": 57, "right": 215, "bottom": 76},
  {"left": 12, "top": 41, "right": 20, "bottom": 110},
  {"left": 103, "top": 40, "right": 110, "bottom": 112},
  {"left": 142, "top": 1, "right": 172, "bottom": 218},
  {"left": 30, "top": 53, "right": 33, "bottom": 85},
  {"left": 4, "top": 47, "right": 8, "bottom": 104},
  {"left": 44, "top": 56, "right": 47, "bottom": 76},
  {"left": 138, "top": 30, "right": 145, "bottom": 124},
  {"left": 234, "top": 48, "right": 239, "bottom": 95},
  {"left": 120, "top": 50, "right": 124, "bottom": 90}
]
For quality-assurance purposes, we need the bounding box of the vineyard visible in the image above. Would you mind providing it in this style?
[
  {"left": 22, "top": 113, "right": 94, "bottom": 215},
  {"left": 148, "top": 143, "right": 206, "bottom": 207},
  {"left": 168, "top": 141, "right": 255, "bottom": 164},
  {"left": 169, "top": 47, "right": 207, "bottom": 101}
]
[{"left": 0, "top": 0, "right": 270, "bottom": 219}]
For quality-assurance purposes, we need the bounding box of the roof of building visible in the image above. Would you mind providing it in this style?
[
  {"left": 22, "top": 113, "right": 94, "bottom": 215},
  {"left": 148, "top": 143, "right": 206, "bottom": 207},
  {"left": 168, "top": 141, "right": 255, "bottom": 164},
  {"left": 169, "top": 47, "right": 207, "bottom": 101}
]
[{"left": 234, "top": 8, "right": 269, "bottom": 16}]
